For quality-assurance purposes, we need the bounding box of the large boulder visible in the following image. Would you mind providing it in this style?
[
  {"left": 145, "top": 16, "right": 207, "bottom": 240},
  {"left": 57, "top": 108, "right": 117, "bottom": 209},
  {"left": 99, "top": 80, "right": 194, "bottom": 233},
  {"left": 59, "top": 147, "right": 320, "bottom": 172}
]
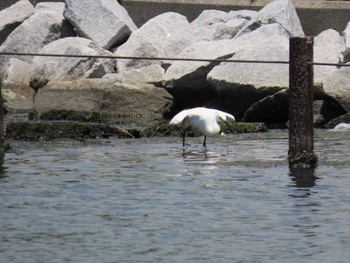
[
  {"left": 0, "top": 0, "right": 34, "bottom": 45},
  {"left": 163, "top": 39, "right": 239, "bottom": 109},
  {"left": 236, "top": 0, "right": 304, "bottom": 38},
  {"left": 103, "top": 64, "right": 165, "bottom": 87},
  {"left": 115, "top": 12, "right": 191, "bottom": 72},
  {"left": 30, "top": 37, "right": 116, "bottom": 91},
  {"left": 34, "top": 79, "right": 170, "bottom": 125},
  {"left": 0, "top": 2, "right": 75, "bottom": 65},
  {"left": 1, "top": 58, "right": 34, "bottom": 111},
  {"left": 342, "top": 21, "right": 350, "bottom": 63},
  {"left": 314, "top": 29, "right": 345, "bottom": 83},
  {"left": 64, "top": 0, "right": 137, "bottom": 50},
  {"left": 322, "top": 62, "right": 350, "bottom": 113},
  {"left": 189, "top": 9, "right": 257, "bottom": 42},
  {"left": 115, "top": 10, "right": 257, "bottom": 74},
  {"left": 2, "top": 58, "right": 31, "bottom": 85},
  {"left": 207, "top": 24, "right": 290, "bottom": 119}
]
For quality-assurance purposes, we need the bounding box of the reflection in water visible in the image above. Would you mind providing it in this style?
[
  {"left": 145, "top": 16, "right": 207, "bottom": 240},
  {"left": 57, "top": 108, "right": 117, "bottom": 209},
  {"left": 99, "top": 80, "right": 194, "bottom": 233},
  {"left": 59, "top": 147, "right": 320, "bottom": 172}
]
[
  {"left": 289, "top": 167, "right": 318, "bottom": 188},
  {"left": 288, "top": 167, "right": 321, "bottom": 253},
  {"left": 2, "top": 135, "right": 350, "bottom": 262},
  {"left": 0, "top": 151, "right": 5, "bottom": 179},
  {"left": 182, "top": 148, "right": 208, "bottom": 160}
]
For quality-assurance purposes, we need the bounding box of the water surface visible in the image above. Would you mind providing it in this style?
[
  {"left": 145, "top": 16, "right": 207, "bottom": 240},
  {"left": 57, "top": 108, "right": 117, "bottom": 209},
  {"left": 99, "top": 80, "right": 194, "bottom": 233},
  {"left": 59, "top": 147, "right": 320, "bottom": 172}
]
[{"left": 1, "top": 130, "right": 350, "bottom": 262}]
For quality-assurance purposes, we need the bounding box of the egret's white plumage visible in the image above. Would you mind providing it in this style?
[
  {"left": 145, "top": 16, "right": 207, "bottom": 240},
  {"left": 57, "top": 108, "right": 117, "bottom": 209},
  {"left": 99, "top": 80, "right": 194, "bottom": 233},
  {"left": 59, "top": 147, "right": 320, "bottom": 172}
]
[{"left": 169, "top": 107, "right": 235, "bottom": 147}]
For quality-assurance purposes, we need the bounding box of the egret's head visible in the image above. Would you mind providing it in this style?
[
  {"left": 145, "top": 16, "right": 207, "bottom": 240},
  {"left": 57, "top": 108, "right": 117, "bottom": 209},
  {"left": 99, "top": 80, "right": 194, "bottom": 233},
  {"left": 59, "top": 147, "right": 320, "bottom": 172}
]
[
  {"left": 218, "top": 113, "right": 235, "bottom": 133},
  {"left": 218, "top": 112, "right": 235, "bottom": 123}
]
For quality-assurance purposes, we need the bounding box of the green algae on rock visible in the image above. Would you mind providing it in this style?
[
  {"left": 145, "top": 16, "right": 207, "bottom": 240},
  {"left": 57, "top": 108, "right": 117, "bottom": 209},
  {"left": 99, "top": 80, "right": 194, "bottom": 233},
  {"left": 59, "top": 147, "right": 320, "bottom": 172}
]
[
  {"left": 39, "top": 109, "right": 106, "bottom": 123},
  {"left": 6, "top": 121, "right": 140, "bottom": 141},
  {"left": 142, "top": 120, "right": 268, "bottom": 137}
]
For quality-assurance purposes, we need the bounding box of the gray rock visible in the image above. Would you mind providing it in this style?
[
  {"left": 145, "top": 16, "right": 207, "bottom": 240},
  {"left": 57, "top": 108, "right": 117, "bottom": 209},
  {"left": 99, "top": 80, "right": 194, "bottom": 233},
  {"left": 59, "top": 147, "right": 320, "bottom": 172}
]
[
  {"left": 34, "top": 79, "right": 170, "bottom": 125},
  {"left": 115, "top": 12, "right": 190, "bottom": 72},
  {"left": 0, "top": 0, "right": 34, "bottom": 45},
  {"left": 206, "top": 24, "right": 290, "bottom": 118},
  {"left": 163, "top": 23, "right": 290, "bottom": 113},
  {"left": 189, "top": 9, "right": 257, "bottom": 42},
  {"left": 115, "top": 10, "right": 256, "bottom": 74},
  {"left": 64, "top": 0, "right": 137, "bottom": 50},
  {"left": 236, "top": 0, "right": 304, "bottom": 38},
  {"left": 103, "top": 64, "right": 165, "bottom": 86},
  {"left": 163, "top": 39, "right": 239, "bottom": 108},
  {"left": 314, "top": 29, "right": 345, "bottom": 83},
  {"left": 322, "top": 62, "right": 350, "bottom": 112},
  {"left": 342, "top": 21, "right": 350, "bottom": 63},
  {"left": 164, "top": 39, "right": 239, "bottom": 82},
  {"left": 30, "top": 37, "right": 116, "bottom": 91},
  {"left": 0, "top": 2, "right": 75, "bottom": 65},
  {"left": 209, "top": 23, "right": 290, "bottom": 87},
  {"left": 242, "top": 85, "right": 334, "bottom": 125},
  {"left": 2, "top": 58, "right": 31, "bottom": 85},
  {"left": 1, "top": 58, "right": 34, "bottom": 111},
  {"left": 35, "top": 2, "right": 66, "bottom": 13}
]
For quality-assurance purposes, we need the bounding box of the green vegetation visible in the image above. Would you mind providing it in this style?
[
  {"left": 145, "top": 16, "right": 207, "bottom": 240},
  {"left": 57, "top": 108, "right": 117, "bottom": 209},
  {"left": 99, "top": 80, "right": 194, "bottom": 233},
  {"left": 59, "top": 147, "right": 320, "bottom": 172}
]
[
  {"left": 6, "top": 122, "right": 140, "bottom": 141},
  {"left": 142, "top": 120, "right": 268, "bottom": 137},
  {"left": 39, "top": 109, "right": 107, "bottom": 123},
  {"left": 221, "top": 122, "right": 268, "bottom": 134}
]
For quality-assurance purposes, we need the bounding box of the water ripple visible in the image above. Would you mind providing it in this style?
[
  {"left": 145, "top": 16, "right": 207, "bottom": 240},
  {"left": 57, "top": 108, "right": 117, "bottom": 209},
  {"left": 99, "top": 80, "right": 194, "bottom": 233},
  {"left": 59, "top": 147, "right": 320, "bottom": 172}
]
[{"left": 1, "top": 131, "right": 350, "bottom": 262}]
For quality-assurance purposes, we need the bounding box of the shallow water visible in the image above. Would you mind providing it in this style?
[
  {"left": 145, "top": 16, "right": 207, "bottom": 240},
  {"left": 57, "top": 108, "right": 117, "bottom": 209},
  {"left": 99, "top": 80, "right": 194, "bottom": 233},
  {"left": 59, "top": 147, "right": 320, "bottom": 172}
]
[{"left": 1, "top": 130, "right": 350, "bottom": 263}]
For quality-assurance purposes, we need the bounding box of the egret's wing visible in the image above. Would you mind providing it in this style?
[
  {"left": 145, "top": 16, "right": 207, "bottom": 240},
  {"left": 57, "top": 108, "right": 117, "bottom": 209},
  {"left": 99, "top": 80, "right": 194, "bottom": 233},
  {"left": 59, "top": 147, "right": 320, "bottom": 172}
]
[
  {"left": 169, "top": 109, "right": 190, "bottom": 125},
  {"left": 187, "top": 111, "right": 218, "bottom": 135}
]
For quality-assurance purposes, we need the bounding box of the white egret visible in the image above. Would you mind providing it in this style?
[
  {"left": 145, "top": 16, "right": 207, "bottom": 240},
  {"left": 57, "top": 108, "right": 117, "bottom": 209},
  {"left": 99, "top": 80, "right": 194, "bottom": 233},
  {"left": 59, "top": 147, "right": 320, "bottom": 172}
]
[{"left": 169, "top": 107, "right": 235, "bottom": 147}]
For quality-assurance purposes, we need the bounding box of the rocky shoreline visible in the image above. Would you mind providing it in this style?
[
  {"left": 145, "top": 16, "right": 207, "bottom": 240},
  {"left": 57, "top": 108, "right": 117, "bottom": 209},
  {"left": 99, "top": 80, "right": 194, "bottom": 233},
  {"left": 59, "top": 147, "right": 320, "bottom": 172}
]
[
  {"left": 1, "top": 0, "right": 350, "bottom": 141},
  {"left": 5, "top": 110, "right": 268, "bottom": 141}
]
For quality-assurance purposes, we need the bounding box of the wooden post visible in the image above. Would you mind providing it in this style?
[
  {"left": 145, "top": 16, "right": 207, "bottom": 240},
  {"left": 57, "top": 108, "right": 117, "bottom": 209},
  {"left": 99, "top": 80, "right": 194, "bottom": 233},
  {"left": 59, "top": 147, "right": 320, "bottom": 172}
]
[
  {"left": 0, "top": 76, "right": 4, "bottom": 151},
  {"left": 288, "top": 37, "right": 317, "bottom": 168},
  {"left": 0, "top": 76, "right": 4, "bottom": 169}
]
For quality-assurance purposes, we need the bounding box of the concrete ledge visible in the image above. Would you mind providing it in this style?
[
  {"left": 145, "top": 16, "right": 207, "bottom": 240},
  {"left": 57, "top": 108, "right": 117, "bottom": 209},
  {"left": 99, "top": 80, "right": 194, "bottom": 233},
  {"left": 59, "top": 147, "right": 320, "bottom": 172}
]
[{"left": 121, "top": 0, "right": 350, "bottom": 35}]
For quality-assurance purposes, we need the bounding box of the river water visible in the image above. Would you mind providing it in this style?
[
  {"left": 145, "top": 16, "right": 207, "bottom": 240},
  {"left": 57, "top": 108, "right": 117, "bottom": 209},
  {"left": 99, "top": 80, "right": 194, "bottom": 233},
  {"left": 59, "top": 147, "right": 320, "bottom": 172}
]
[{"left": 1, "top": 130, "right": 350, "bottom": 263}]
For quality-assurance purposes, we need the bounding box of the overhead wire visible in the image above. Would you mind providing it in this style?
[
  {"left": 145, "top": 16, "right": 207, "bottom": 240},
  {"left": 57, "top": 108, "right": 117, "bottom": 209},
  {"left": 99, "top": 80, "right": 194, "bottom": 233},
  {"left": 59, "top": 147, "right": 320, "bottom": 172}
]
[{"left": 0, "top": 51, "right": 349, "bottom": 67}]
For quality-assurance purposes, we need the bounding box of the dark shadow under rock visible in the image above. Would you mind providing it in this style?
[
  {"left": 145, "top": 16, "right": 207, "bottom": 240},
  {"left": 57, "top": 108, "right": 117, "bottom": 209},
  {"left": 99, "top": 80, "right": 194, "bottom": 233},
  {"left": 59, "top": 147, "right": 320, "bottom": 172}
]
[
  {"left": 243, "top": 89, "right": 289, "bottom": 124},
  {"left": 323, "top": 112, "right": 350, "bottom": 129}
]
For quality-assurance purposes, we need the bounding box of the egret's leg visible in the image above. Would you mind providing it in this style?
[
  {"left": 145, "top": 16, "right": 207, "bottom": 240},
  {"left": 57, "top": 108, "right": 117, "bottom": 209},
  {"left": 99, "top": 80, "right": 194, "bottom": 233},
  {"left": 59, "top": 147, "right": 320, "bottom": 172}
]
[
  {"left": 203, "top": 135, "right": 207, "bottom": 147},
  {"left": 182, "top": 130, "right": 186, "bottom": 147}
]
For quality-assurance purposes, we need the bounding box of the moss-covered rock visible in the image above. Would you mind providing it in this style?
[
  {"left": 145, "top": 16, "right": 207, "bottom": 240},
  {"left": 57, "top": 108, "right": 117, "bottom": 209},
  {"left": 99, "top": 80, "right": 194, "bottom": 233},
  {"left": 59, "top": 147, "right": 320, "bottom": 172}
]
[
  {"left": 142, "top": 120, "right": 268, "bottom": 137},
  {"left": 6, "top": 121, "right": 140, "bottom": 141},
  {"left": 39, "top": 109, "right": 107, "bottom": 123},
  {"left": 34, "top": 79, "right": 170, "bottom": 126},
  {"left": 141, "top": 120, "right": 201, "bottom": 137},
  {"left": 221, "top": 122, "right": 268, "bottom": 134}
]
